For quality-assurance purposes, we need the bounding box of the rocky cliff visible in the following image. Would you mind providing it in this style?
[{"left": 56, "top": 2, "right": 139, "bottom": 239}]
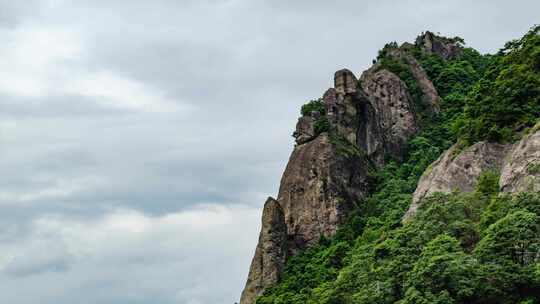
[
  {"left": 240, "top": 28, "right": 540, "bottom": 304},
  {"left": 241, "top": 26, "right": 540, "bottom": 304},
  {"left": 404, "top": 125, "right": 540, "bottom": 220},
  {"left": 239, "top": 35, "right": 448, "bottom": 304}
]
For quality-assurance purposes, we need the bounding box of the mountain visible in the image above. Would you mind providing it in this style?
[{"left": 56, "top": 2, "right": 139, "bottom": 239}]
[{"left": 241, "top": 26, "right": 540, "bottom": 304}]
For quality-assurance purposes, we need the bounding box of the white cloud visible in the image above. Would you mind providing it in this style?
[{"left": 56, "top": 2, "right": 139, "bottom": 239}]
[
  {"left": 0, "top": 26, "right": 187, "bottom": 113},
  {"left": 0, "top": 204, "right": 261, "bottom": 304},
  {"left": 1, "top": 0, "right": 539, "bottom": 303},
  {"left": 0, "top": 27, "right": 81, "bottom": 97},
  {"left": 0, "top": 176, "right": 104, "bottom": 205},
  {"left": 66, "top": 70, "right": 185, "bottom": 113}
]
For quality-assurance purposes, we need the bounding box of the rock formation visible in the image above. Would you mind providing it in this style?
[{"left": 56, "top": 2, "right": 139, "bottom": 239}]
[
  {"left": 388, "top": 49, "right": 441, "bottom": 113},
  {"left": 240, "top": 65, "right": 422, "bottom": 303},
  {"left": 360, "top": 68, "right": 419, "bottom": 164},
  {"left": 240, "top": 31, "right": 472, "bottom": 304},
  {"left": 415, "top": 30, "right": 463, "bottom": 60},
  {"left": 405, "top": 128, "right": 540, "bottom": 220},
  {"left": 277, "top": 133, "right": 370, "bottom": 251},
  {"left": 239, "top": 198, "right": 287, "bottom": 304},
  {"left": 500, "top": 128, "right": 540, "bottom": 193},
  {"left": 404, "top": 141, "right": 510, "bottom": 220},
  {"left": 240, "top": 29, "right": 540, "bottom": 304}
]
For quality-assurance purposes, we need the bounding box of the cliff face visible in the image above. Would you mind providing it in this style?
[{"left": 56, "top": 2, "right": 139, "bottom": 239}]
[
  {"left": 415, "top": 31, "right": 463, "bottom": 60},
  {"left": 240, "top": 27, "right": 540, "bottom": 304},
  {"left": 405, "top": 126, "right": 540, "bottom": 220},
  {"left": 240, "top": 31, "right": 484, "bottom": 304},
  {"left": 277, "top": 133, "right": 369, "bottom": 250},
  {"left": 500, "top": 128, "right": 540, "bottom": 192},
  {"left": 240, "top": 65, "right": 425, "bottom": 304},
  {"left": 239, "top": 198, "right": 287, "bottom": 304},
  {"left": 359, "top": 68, "right": 419, "bottom": 165},
  {"left": 387, "top": 48, "right": 441, "bottom": 113}
]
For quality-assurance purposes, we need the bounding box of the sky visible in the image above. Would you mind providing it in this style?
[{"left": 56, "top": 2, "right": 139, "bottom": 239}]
[{"left": 0, "top": 1, "right": 538, "bottom": 303}]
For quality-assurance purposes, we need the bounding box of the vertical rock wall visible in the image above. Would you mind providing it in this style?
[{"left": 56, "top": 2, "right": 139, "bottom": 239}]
[{"left": 240, "top": 66, "right": 421, "bottom": 303}]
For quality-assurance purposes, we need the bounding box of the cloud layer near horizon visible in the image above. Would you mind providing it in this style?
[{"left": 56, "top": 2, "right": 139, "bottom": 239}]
[{"left": 0, "top": 0, "right": 539, "bottom": 303}]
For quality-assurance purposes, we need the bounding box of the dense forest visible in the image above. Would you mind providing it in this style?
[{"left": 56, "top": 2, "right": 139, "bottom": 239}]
[{"left": 256, "top": 26, "right": 540, "bottom": 304}]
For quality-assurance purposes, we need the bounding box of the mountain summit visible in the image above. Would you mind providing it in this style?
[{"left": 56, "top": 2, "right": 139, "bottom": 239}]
[{"left": 241, "top": 27, "right": 540, "bottom": 304}]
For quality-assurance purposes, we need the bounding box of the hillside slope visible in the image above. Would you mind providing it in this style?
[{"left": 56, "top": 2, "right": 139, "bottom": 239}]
[{"left": 241, "top": 26, "right": 540, "bottom": 304}]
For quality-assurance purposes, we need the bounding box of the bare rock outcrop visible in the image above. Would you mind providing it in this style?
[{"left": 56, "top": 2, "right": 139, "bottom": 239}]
[
  {"left": 334, "top": 68, "right": 358, "bottom": 95},
  {"left": 292, "top": 115, "right": 316, "bottom": 144},
  {"left": 500, "top": 128, "right": 540, "bottom": 192},
  {"left": 405, "top": 128, "right": 540, "bottom": 220},
  {"left": 324, "top": 85, "right": 359, "bottom": 146},
  {"left": 415, "top": 31, "right": 463, "bottom": 60},
  {"left": 360, "top": 68, "right": 419, "bottom": 164},
  {"left": 240, "top": 198, "right": 287, "bottom": 304},
  {"left": 388, "top": 49, "right": 441, "bottom": 113},
  {"left": 404, "top": 141, "right": 510, "bottom": 220},
  {"left": 277, "top": 133, "right": 370, "bottom": 251},
  {"left": 240, "top": 133, "right": 370, "bottom": 304},
  {"left": 242, "top": 65, "right": 424, "bottom": 303}
]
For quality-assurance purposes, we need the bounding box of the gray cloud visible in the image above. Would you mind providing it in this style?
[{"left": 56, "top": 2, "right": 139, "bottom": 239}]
[{"left": 1, "top": 0, "right": 539, "bottom": 303}]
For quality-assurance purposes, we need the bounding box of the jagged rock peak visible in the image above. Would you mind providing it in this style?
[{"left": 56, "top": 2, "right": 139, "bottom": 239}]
[
  {"left": 415, "top": 30, "right": 464, "bottom": 60},
  {"left": 240, "top": 133, "right": 371, "bottom": 304},
  {"left": 293, "top": 115, "right": 316, "bottom": 145},
  {"left": 334, "top": 68, "right": 357, "bottom": 94},
  {"left": 240, "top": 197, "right": 287, "bottom": 304}
]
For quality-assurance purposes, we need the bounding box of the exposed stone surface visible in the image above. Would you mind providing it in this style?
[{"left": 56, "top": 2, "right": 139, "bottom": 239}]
[
  {"left": 360, "top": 68, "right": 419, "bottom": 164},
  {"left": 241, "top": 29, "right": 539, "bottom": 303},
  {"left": 240, "top": 197, "right": 287, "bottom": 304},
  {"left": 241, "top": 36, "right": 461, "bottom": 301},
  {"left": 334, "top": 68, "right": 358, "bottom": 94},
  {"left": 323, "top": 87, "right": 359, "bottom": 146},
  {"left": 277, "top": 133, "right": 370, "bottom": 251},
  {"left": 405, "top": 129, "right": 540, "bottom": 220},
  {"left": 240, "top": 133, "right": 371, "bottom": 304},
  {"left": 404, "top": 141, "right": 510, "bottom": 220},
  {"left": 500, "top": 129, "right": 540, "bottom": 193},
  {"left": 389, "top": 49, "right": 441, "bottom": 113},
  {"left": 292, "top": 115, "right": 315, "bottom": 144},
  {"left": 415, "top": 31, "right": 463, "bottom": 60}
]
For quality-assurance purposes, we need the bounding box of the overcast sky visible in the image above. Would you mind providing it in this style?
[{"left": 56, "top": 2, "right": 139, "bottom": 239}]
[{"left": 0, "top": 1, "right": 538, "bottom": 303}]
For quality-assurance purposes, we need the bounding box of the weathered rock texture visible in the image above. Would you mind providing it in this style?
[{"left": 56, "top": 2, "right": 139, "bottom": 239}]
[
  {"left": 240, "top": 134, "right": 370, "bottom": 304},
  {"left": 240, "top": 198, "right": 287, "bottom": 304},
  {"left": 277, "top": 133, "right": 370, "bottom": 250},
  {"left": 360, "top": 68, "right": 419, "bottom": 164},
  {"left": 241, "top": 31, "right": 472, "bottom": 304},
  {"left": 415, "top": 31, "right": 463, "bottom": 60},
  {"left": 292, "top": 67, "right": 422, "bottom": 165},
  {"left": 404, "top": 141, "right": 510, "bottom": 220},
  {"left": 292, "top": 115, "right": 315, "bottom": 145},
  {"left": 388, "top": 49, "right": 441, "bottom": 113},
  {"left": 405, "top": 128, "right": 540, "bottom": 220},
  {"left": 500, "top": 128, "right": 540, "bottom": 193},
  {"left": 241, "top": 64, "right": 423, "bottom": 303}
]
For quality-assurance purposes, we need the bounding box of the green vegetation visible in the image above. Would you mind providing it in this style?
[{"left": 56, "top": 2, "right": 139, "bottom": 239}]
[
  {"left": 258, "top": 26, "right": 540, "bottom": 304},
  {"left": 328, "top": 133, "right": 365, "bottom": 160},
  {"left": 314, "top": 116, "right": 331, "bottom": 135},
  {"left": 453, "top": 25, "right": 540, "bottom": 144},
  {"left": 300, "top": 98, "right": 331, "bottom": 136},
  {"left": 301, "top": 98, "right": 325, "bottom": 116}
]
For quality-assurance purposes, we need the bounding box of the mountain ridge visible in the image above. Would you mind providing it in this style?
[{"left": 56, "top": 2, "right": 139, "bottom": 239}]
[{"left": 241, "top": 26, "right": 540, "bottom": 304}]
